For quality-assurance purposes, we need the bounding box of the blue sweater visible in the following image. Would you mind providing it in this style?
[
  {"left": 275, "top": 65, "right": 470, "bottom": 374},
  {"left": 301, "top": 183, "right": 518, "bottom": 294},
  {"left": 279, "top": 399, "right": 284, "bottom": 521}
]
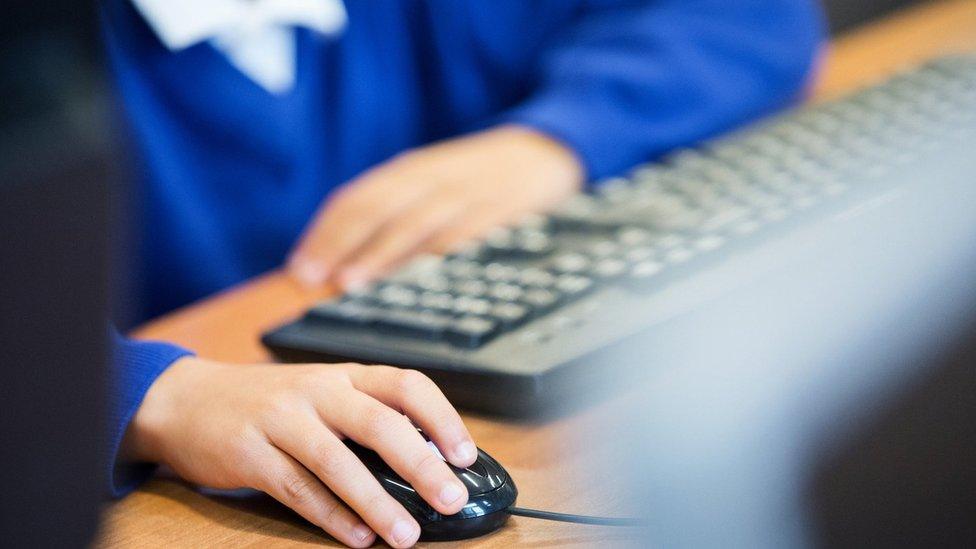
[{"left": 103, "top": 0, "right": 824, "bottom": 495}]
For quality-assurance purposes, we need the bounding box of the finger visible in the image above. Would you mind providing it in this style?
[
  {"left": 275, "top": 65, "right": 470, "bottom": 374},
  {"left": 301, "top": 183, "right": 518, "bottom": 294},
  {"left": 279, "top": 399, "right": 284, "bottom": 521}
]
[
  {"left": 288, "top": 174, "right": 435, "bottom": 287},
  {"left": 252, "top": 445, "right": 377, "bottom": 548},
  {"left": 329, "top": 392, "right": 470, "bottom": 516},
  {"left": 266, "top": 412, "right": 422, "bottom": 548},
  {"left": 336, "top": 198, "right": 470, "bottom": 289},
  {"left": 423, "top": 175, "right": 575, "bottom": 254},
  {"left": 348, "top": 366, "right": 477, "bottom": 468},
  {"left": 424, "top": 203, "right": 518, "bottom": 254}
]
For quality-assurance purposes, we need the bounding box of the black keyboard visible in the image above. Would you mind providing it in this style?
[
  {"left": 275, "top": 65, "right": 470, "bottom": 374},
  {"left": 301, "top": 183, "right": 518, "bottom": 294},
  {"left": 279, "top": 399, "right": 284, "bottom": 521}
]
[{"left": 263, "top": 55, "right": 976, "bottom": 416}]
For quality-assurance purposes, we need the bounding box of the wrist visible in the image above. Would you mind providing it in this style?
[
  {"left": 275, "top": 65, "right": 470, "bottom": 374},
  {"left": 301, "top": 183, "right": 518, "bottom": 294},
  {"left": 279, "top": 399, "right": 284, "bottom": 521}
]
[
  {"left": 497, "top": 124, "right": 586, "bottom": 187},
  {"left": 120, "top": 356, "right": 208, "bottom": 464}
]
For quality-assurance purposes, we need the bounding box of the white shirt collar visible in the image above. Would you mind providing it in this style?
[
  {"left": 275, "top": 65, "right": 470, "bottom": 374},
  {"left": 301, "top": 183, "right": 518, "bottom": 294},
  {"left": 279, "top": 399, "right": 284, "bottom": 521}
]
[{"left": 132, "top": 0, "right": 347, "bottom": 93}]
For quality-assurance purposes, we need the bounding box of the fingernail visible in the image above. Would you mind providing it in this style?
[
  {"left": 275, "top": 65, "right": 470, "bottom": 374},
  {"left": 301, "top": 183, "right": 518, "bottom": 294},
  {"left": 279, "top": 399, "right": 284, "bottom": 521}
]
[
  {"left": 352, "top": 523, "right": 373, "bottom": 542},
  {"left": 439, "top": 482, "right": 465, "bottom": 507},
  {"left": 290, "top": 257, "right": 329, "bottom": 287},
  {"left": 454, "top": 441, "right": 477, "bottom": 463},
  {"left": 390, "top": 519, "right": 418, "bottom": 546}
]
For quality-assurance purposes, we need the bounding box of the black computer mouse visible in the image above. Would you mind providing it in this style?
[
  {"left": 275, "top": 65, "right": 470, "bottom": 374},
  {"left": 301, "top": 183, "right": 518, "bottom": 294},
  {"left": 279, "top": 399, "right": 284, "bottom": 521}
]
[{"left": 344, "top": 437, "right": 518, "bottom": 541}]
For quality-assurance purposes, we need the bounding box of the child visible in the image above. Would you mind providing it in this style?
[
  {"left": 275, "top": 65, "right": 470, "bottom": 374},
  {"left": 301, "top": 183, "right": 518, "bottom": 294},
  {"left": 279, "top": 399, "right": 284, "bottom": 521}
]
[{"left": 104, "top": 1, "right": 824, "bottom": 547}]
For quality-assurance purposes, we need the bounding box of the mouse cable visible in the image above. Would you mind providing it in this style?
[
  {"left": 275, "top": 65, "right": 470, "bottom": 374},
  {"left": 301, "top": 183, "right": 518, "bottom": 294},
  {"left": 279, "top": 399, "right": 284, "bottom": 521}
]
[{"left": 506, "top": 506, "right": 644, "bottom": 527}]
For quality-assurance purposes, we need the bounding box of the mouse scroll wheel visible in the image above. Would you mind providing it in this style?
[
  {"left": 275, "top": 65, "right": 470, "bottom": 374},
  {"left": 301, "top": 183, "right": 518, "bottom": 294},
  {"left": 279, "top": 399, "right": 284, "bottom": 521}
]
[{"left": 463, "top": 460, "right": 489, "bottom": 477}]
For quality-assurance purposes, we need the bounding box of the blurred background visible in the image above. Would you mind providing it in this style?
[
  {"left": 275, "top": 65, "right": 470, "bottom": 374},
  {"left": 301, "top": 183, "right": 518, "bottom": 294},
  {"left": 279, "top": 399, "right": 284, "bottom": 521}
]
[{"left": 1, "top": 2, "right": 110, "bottom": 547}]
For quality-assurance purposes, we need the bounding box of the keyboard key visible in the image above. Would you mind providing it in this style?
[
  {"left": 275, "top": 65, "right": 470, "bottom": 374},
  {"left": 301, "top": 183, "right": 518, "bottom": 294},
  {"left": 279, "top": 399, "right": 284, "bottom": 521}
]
[
  {"left": 629, "top": 260, "right": 664, "bottom": 283},
  {"left": 415, "top": 274, "right": 451, "bottom": 293},
  {"left": 737, "top": 189, "right": 784, "bottom": 210},
  {"left": 592, "top": 258, "right": 628, "bottom": 279},
  {"left": 643, "top": 197, "right": 704, "bottom": 230},
  {"left": 418, "top": 291, "right": 455, "bottom": 312},
  {"left": 484, "top": 262, "right": 520, "bottom": 283},
  {"left": 378, "top": 285, "right": 419, "bottom": 308},
  {"left": 653, "top": 233, "right": 685, "bottom": 249},
  {"left": 589, "top": 240, "right": 619, "bottom": 257},
  {"left": 447, "top": 316, "right": 499, "bottom": 348},
  {"left": 445, "top": 259, "right": 483, "bottom": 278},
  {"left": 694, "top": 235, "right": 725, "bottom": 252},
  {"left": 450, "top": 240, "right": 488, "bottom": 261},
  {"left": 596, "top": 177, "right": 633, "bottom": 202},
  {"left": 484, "top": 227, "right": 516, "bottom": 249},
  {"left": 700, "top": 207, "right": 750, "bottom": 232},
  {"left": 490, "top": 302, "right": 530, "bottom": 328},
  {"left": 516, "top": 231, "right": 554, "bottom": 255},
  {"left": 555, "top": 274, "right": 595, "bottom": 298},
  {"left": 375, "top": 309, "right": 451, "bottom": 340},
  {"left": 454, "top": 296, "right": 492, "bottom": 316},
  {"left": 552, "top": 253, "right": 590, "bottom": 274},
  {"left": 522, "top": 288, "right": 560, "bottom": 312},
  {"left": 454, "top": 279, "right": 488, "bottom": 297},
  {"left": 625, "top": 246, "right": 655, "bottom": 262},
  {"left": 344, "top": 284, "right": 377, "bottom": 301},
  {"left": 489, "top": 283, "right": 523, "bottom": 302},
  {"left": 388, "top": 255, "right": 444, "bottom": 283},
  {"left": 616, "top": 227, "right": 653, "bottom": 246},
  {"left": 553, "top": 195, "right": 601, "bottom": 225},
  {"left": 518, "top": 268, "right": 556, "bottom": 288}
]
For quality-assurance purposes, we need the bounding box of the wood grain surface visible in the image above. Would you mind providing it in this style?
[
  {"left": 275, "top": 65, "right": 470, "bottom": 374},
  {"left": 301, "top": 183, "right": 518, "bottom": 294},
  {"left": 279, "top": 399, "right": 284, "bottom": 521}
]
[{"left": 97, "top": 1, "right": 976, "bottom": 546}]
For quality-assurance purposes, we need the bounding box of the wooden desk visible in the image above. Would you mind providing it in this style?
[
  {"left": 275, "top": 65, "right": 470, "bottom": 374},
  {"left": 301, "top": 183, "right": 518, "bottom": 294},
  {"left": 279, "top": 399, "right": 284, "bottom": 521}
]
[{"left": 98, "top": 1, "right": 976, "bottom": 546}]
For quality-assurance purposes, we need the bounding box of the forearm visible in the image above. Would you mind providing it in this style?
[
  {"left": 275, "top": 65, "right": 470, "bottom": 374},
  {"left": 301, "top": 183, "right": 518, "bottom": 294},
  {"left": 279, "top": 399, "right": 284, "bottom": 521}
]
[{"left": 504, "top": 0, "right": 827, "bottom": 180}]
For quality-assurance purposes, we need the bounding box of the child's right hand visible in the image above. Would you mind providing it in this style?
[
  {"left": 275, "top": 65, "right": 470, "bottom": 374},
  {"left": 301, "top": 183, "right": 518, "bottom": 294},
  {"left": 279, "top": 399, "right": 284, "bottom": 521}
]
[{"left": 121, "top": 357, "right": 479, "bottom": 548}]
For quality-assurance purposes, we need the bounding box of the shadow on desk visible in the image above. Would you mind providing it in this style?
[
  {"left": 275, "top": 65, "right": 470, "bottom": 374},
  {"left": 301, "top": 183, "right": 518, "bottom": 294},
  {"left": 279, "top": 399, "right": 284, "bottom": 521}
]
[
  {"left": 142, "top": 478, "right": 327, "bottom": 545},
  {"left": 136, "top": 476, "right": 640, "bottom": 548}
]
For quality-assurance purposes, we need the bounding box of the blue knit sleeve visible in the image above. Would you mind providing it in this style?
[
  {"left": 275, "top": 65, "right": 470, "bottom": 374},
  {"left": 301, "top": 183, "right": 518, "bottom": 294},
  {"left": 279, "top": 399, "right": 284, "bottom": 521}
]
[
  {"left": 108, "top": 331, "right": 193, "bottom": 497},
  {"left": 503, "top": 0, "right": 825, "bottom": 182}
]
